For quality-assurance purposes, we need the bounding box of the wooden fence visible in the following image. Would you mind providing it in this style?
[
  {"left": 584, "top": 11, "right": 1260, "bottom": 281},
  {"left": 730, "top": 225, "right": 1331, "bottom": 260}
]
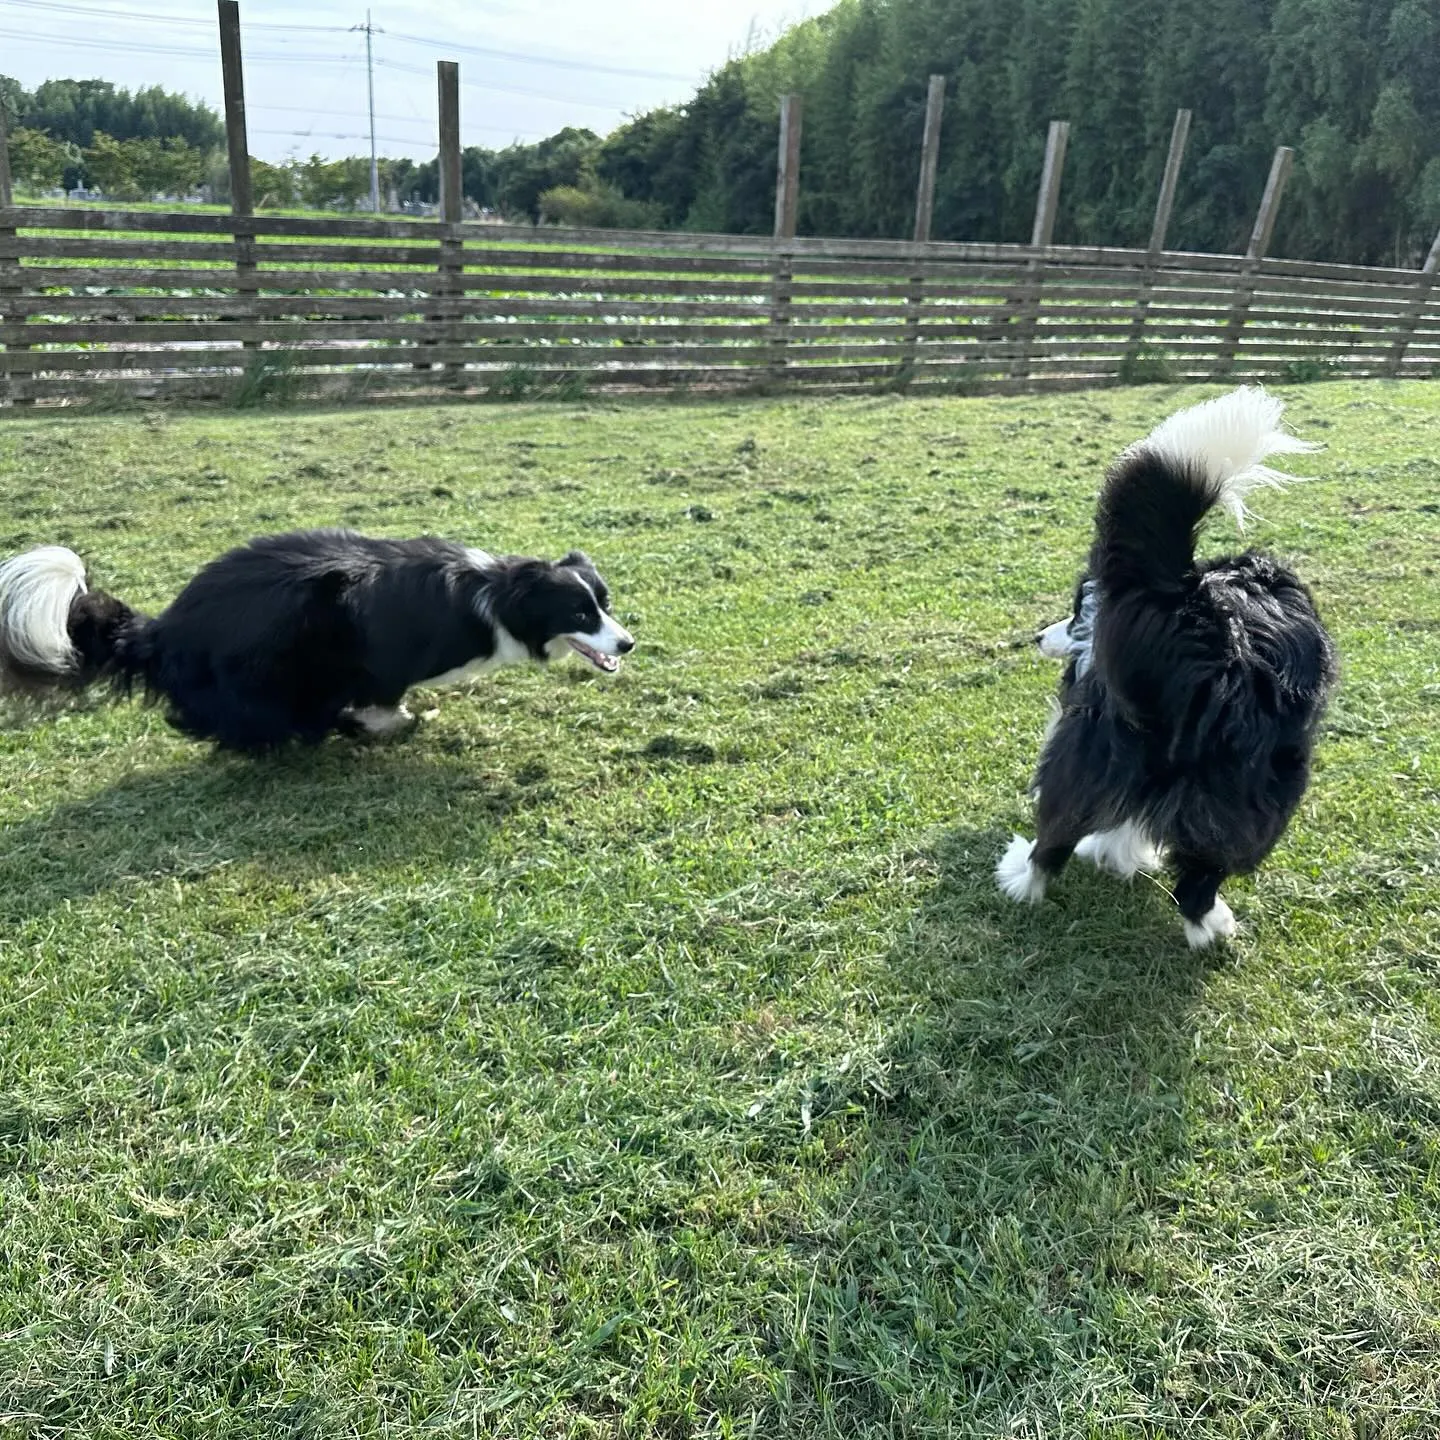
[
  {"left": 4, "top": 206, "right": 1440, "bottom": 407},
  {"left": 2, "top": 7, "right": 1440, "bottom": 407}
]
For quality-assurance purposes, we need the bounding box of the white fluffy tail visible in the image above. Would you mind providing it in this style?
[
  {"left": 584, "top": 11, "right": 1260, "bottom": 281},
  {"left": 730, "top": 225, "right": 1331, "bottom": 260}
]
[
  {"left": 1137, "top": 386, "right": 1319, "bottom": 528},
  {"left": 0, "top": 545, "right": 87, "bottom": 677}
]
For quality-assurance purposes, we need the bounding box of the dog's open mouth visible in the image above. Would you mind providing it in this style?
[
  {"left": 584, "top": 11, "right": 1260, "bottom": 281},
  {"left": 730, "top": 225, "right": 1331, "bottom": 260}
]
[{"left": 567, "top": 638, "right": 622, "bottom": 673}]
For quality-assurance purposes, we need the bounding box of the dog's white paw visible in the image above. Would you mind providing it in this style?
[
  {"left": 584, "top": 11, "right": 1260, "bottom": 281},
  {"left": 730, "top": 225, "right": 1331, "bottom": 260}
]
[
  {"left": 1183, "top": 897, "right": 1237, "bottom": 949},
  {"left": 1075, "top": 823, "right": 1162, "bottom": 879},
  {"left": 348, "top": 704, "right": 417, "bottom": 738},
  {"left": 996, "top": 834, "right": 1047, "bottom": 904}
]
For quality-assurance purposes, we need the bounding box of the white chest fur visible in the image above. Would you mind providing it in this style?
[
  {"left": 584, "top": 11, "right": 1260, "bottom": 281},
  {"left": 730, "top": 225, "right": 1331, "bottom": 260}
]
[{"left": 424, "top": 621, "right": 529, "bottom": 687}]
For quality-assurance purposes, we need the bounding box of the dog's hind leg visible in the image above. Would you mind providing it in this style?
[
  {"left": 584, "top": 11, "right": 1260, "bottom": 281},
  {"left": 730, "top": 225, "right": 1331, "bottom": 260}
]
[
  {"left": 999, "top": 703, "right": 1109, "bottom": 904},
  {"left": 1172, "top": 857, "right": 1237, "bottom": 949}
]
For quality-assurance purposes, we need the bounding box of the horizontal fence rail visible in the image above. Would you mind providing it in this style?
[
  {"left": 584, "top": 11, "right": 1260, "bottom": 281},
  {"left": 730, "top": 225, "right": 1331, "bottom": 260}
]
[{"left": 3, "top": 205, "right": 1440, "bottom": 406}]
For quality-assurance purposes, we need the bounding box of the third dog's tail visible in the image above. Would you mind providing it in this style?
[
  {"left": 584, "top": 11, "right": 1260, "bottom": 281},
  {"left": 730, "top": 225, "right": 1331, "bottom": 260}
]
[
  {"left": 1091, "top": 385, "right": 1317, "bottom": 598},
  {"left": 0, "top": 545, "right": 146, "bottom": 700}
]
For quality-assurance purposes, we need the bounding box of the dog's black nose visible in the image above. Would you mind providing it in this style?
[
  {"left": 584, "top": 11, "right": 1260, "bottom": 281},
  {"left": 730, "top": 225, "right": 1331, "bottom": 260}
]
[
  {"left": 617, "top": 635, "right": 635, "bottom": 654},
  {"left": 1034, "top": 633, "right": 1045, "bottom": 646}
]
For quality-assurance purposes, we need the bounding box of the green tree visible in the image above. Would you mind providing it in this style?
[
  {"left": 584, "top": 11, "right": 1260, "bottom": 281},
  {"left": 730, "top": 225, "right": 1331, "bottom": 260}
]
[
  {"left": 0, "top": 73, "right": 22, "bottom": 129},
  {"left": 81, "top": 130, "right": 137, "bottom": 198},
  {"left": 250, "top": 157, "right": 295, "bottom": 209},
  {"left": 6, "top": 127, "right": 74, "bottom": 190},
  {"left": 494, "top": 128, "right": 601, "bottom": 221},
  {"left": 80, "top": 131, "right": 205, "bottom": 200},
  {"left": 131, "top": 136, "right": 205, "bottom": 197},
  {"left": 293, "top": 154, "right": 371, "bottom": 210},
  {"left": 537, "top": 181, "right": 660, "bottom": 228},
  {"left": 562, "top": 0, "right": 1440, "bottom": 263},
  {"left": 22, "top": 78, "right": 220, "bottom": 149}
]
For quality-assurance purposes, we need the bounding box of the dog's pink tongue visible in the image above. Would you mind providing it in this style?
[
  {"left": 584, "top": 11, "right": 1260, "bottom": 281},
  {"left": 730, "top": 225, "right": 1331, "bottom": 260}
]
[{"left": 569, "top": 638, "right": 621, "bottom": 673}]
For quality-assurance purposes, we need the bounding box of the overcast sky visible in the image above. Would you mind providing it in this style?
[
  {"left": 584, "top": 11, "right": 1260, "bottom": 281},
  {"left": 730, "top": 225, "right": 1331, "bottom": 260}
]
[{"left": 0, "top": 0, "right": 825, "bottom": 161}]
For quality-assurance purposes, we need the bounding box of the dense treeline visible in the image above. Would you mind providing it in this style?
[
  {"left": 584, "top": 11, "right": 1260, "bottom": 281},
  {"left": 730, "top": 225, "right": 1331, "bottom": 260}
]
[
  {"left": 6, "top": 77, "right": 222, "bottom": 150},
  {"left": 1, "top": 77, "right": 223, "bottom": 198},
  {"left": 580, "top": 0, "right": 1440, "bottom": 266},
  {"left": 6, "top": 0, "right": 1438, "bottom": 264},
  {"left": 404, "top": 0, "right": 1440, "bottom": 264}
]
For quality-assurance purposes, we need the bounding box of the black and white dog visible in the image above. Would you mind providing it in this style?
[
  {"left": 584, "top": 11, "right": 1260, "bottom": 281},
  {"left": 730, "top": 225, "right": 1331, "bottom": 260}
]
[
  {"left": 996, "top": 387, "right": 1337, "bottom": 947},
  {"left": 0, "top": 529, "right": 633, "bottom": 752}
]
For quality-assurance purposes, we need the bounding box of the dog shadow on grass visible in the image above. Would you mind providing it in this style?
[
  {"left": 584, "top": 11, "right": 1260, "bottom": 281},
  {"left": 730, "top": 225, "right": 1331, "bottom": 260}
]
[
  {"left": 774, "top": 821, "right": 1228, "bottom": 1428},
  {"left": 0, "top": 736, "right": 549, "bottom": 924}
]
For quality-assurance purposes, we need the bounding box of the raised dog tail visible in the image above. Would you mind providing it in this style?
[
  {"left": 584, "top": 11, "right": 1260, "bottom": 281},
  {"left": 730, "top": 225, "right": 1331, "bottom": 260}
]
[
  {"left": 1091, "top": 385, "right": 1317, "bottom": 599},
  {"left": 0, "top": 545, "right": 145, "bottom": 700}
]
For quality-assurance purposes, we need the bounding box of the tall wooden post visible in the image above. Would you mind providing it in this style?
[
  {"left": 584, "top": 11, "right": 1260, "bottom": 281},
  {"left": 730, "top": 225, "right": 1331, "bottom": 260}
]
[
  {"left": 773, "top": 94, "right": 802, "bottom": 241},
  {"left": 1011, "top": 120, "right": 1069, "bottom": 378},
  {"left": 1030, "top": 120, "right": 1070, "bottom": 250},
  {"left": 901, "top": 75, "right": 947, "bottom": 385},
  {"left": 0, "top": 96, "right": 12, "bottom": 207},
  {"left": 770, "top": 94, "right": 802, "bottom": 385},
  {"left": 913, "top": 75, "right": 946, "bottom": 244},
  {"left": 435, "top": 60, "right": 465, "bottom": 383},
  {"left": 0, "top": 95, "right": 18, "bottom": 405},
  {"left": 217, "top": 0, "right": 258, "bottom": 354},
  {"left": 1149, "top": 108, "right": 1192, "bottom": 255},
  {"left": 1246, "top": 145, "right": 1293, "bottom": 261},
  {"left": 438, "top": 61, "right": 462, "bottom": 226},
  {"left": 1388, "top": 226, "right": 1440, "bottom": 377},
  {"left": 1215, "top": 145, "right": 1293, "bottom": 377},
  {"left": 1125, "top": 108, "right": 1192, "bottom": 382},
  {"left": 219, "top": 1, "right": 253, "bottom": 218}
]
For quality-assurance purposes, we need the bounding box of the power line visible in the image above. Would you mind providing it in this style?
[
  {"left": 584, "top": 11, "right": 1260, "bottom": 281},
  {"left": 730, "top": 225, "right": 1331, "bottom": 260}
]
[
  {"left": 0, "top": 0, "right": 347, "bottom": 31},
  {"left": 381, "top": 28, "right": 693, "bottom": 84},
  {"left": 250, "top": 127, "right": 435, "bottom": 147},
  {"left": 254, "top": 102, "right": 432, "bottom": 130},
  {"left": 251, "top": 124, "right": 543, "bottom": 145},
  {"left": 0, "top": 1, "right": 672, "bottom": 157},
  {"left": 0, "top": 0, "right": 699, "bottom": 83},
  {"left": 373, "top": 57, "right": 621, "bottom": 110},
  {"left": 5, "top": 21, "right": 657, "bottom": 112},
  {"left": 0, "top": 26, "right": 353, "bottom": 64}
]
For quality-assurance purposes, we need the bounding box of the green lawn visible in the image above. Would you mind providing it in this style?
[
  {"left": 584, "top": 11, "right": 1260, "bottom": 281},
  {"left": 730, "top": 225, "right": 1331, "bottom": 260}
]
[{"left": 0, "top": 382, "right": 1437, "bottom": 1438}]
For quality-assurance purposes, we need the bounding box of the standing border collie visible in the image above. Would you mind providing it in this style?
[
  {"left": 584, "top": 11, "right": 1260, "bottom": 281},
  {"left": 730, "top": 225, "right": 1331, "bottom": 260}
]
[
  {"left": 0, "top": 529, "right": 633, "bottom": 752},
  {"left": 995, "top": 387, "right": 1337, "bottom": 947}
]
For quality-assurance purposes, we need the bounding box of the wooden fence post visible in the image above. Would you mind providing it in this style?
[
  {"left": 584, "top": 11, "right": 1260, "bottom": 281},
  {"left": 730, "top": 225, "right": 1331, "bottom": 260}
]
[
  {"left": 0, "top": 97, "right": 11, "bottom": 205},
  {"left": 1030, "top": 120, "right": 1069, "bottom": 250},
  {"left": 902, "top": 74, "right": 946, "bottom": 383},
  {"left": 913, "top": 75, "right": 946, "bottom": 245},
  {"left": 1010, "top": 119, "right": 1069, "bottom": 379},
  {"left": 769, "top": 94, "right": 802, "bottom": 385},
  {"left": 0, "top": 90, "right": 24, "bottom": 405},
  {"left": 1215, "top": 145, "right": 1292, "bottom": 377},
  {"left": 436, "top": 60, "right": 465, "bottom": 384},
  {"left": 1148, "top": 108, "right": 1192, "bottom": 255},
  {"left": 1125, "top": 108, "right": 1191, "bottom": 379},
  {"left": 218, "top": 0, "right": 258, "bottom": 359},
  {"left": 1387, "top": 226, "right": 1440, "bottom": 377},
  {"left": 774, "top": 93, "right": 802, "bottom": 242}
]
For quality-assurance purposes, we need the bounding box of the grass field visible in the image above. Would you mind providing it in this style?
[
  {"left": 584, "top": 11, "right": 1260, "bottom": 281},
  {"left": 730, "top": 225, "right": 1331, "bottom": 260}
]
[{"left": 0, "top": 382, "right": 1437, "bottom": 1438}]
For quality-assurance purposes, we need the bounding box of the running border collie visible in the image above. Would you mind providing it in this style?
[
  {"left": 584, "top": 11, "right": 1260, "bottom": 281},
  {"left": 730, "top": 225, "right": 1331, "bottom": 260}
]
[
  {"left": 995, "top": 387, "right": 1337, "bottom": 947},
  {"left": 0, "top": 529, "right": 633, "bottom": 752}
]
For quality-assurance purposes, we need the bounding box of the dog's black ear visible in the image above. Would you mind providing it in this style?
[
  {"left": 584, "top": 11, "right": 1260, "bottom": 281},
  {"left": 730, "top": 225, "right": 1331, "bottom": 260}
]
[{"left": 557, "top": 549, "right": 592, "bottom": 571}]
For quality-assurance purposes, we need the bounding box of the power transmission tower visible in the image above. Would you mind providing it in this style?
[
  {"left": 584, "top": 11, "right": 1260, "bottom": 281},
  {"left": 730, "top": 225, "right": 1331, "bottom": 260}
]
[{"left": 351, "top": 10, "right": 382, "bottom": 211}]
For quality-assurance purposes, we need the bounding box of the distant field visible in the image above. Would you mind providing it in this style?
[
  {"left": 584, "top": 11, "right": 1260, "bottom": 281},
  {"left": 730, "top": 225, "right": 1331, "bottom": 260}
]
[{"left": 0, "top": 383, "right": 1437, "bottom": 1438}]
